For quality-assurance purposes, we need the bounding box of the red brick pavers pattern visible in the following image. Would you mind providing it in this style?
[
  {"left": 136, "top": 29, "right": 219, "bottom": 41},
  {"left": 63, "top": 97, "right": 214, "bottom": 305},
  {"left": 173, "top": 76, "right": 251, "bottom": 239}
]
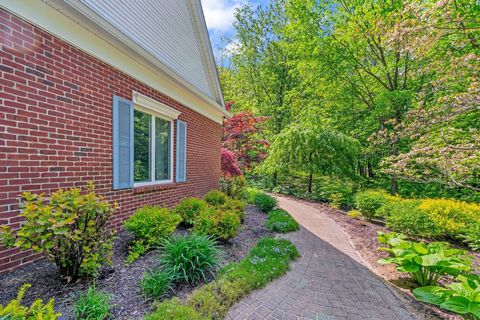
[{"left": 226, "top": 195, "right": 416, "bottom": 320}]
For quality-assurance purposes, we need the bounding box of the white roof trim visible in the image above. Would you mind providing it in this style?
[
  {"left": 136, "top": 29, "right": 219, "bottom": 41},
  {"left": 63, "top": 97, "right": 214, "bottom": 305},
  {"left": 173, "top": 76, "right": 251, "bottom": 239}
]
[{"left": 132, "top": 92, "right": 181, "bottom": 120}]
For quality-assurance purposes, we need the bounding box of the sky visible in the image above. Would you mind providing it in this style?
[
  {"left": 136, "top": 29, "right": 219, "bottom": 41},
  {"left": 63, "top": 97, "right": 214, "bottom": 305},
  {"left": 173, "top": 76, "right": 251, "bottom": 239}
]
[{"left": 200, "top": 0, "right": 269, "bottom": 63}]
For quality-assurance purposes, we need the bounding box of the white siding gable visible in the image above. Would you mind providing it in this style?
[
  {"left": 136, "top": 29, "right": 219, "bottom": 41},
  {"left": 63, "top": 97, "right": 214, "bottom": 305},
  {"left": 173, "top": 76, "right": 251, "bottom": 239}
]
[{"left": 79, "top": 0, "right": 216, "bottom": 100}]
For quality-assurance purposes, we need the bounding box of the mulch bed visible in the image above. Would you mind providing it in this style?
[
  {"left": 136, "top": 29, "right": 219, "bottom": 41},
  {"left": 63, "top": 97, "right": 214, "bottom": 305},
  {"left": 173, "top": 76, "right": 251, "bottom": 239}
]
[
  {"left": 292, "top": 196, "right": 480, "bottom": 320},
  {"left": 0, "top": 205, "right": 272, "bottom": 320}
]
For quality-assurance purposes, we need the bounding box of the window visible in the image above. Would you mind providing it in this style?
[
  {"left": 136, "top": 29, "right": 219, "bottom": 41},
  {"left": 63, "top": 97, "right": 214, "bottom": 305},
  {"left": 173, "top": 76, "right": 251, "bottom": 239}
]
[{"left": 133, "top": 108, "right": 172, "bottom": 184}]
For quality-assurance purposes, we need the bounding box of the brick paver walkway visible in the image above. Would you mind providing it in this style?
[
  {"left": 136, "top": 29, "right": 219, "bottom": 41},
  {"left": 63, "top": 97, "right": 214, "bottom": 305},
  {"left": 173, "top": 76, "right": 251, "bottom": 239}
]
[{"left": 226, "top": 195, "right": 416, "bottom": 320}]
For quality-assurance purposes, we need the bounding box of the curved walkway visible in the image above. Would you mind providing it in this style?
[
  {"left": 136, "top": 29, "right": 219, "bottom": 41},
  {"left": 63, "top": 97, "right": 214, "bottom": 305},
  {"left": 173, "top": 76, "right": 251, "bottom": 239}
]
[{"left": 226, "top": 195, "right": 416, "bottom": 320}]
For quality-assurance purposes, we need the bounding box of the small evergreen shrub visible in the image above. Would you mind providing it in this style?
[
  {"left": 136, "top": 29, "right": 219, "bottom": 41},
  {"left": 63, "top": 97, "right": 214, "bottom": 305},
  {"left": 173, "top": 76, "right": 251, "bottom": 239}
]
[
  {"left": 140, "top": 269, "right": 174, "bottom": 299},
  {"left": 160, "top": 234, "right": 221, "bottom": 283},
  {"left": 145, "top": 298, "right": 202, "bottom": 320},
  {"left": 192, "top": 207, "right": 240, "bottom": 241},
  {"left": 220, "top": 199, "right": 247, "bottom": 223},
  {"left": 173, "top": 198, "right": 208, "bottom": 225},
  {"left": 265, "top": 209, "right": 299, "bottom": 233},
  {"left": 0, "top": 284, "right": 61, "bottom": 319},
  {"left": 354, "top": 189, "right": 397, "bottom": 219},
  {"left": 383, "top": 200, "right": 443, "bottom": 238},
  {"left": 204, "top": 190, "right": 229, "bottom": 206},
  {"left": 74, "top": 286, "right": 111, "bottom": 320},
  {"left": 253, "top": 193, "right": 277, "bottom": 213},
  {"left": 0, "top": 183, "right": 115, "bottom": 281},
  {"left": 124, "top": 206, "right": 182, "bottom": 247}
]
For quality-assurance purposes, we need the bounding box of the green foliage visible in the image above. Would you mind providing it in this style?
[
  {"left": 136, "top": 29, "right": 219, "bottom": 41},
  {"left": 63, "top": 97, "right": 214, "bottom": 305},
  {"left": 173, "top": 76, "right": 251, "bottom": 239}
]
[
  {"left": 265, "top": 209, "right": 300, "bottom": 233},
  {"left": 244, "top": 187, "right": 262, "bottom": 204},
  {"left": 125, "top": 240, "right": 148, "bottom": 265},
  {"left": 140, "top": 269, "right": 174, "bottom": 299},
  {"left": 354, "top": 189, "right": 397, "bottom": 219},
  {"left": 347, "top": 210, "right": 363, "bottom": 219},
  {"left": 173, "top": 198, "right": 208, "bottom": 225},
  {"left": 381, "top": 200, "right": 443, "bottom": 239},
  {"left": 220, "top": 199, "right": 247, "bottom": 223},
  {"left": 204, "top": 190, "right": 229, "bottom": 206},
  {"left": 378, "top": 232, "right": 472, "bottom": 286},
  {"left": 191, "top": 207, "right": 240, "bottom": 241},
  {"left": 124, "top": 206, "right": 181, "bottom": 247},
  {"left": 0, "top": 183, "right": 115, "bottom": 281},
  {"left": 221, "top": 176, "right": 248, "bottom": 200},
  {"left": 74, "top": 286, "right": 111, "bottom": 320},
  {"left": 145, "top": 298, "right": 202, "bottom": 320},
  {"left": 253, "top": 192, "right": 277, "bottom": 213},
  {"left": 146, "top": 237, "right": 299, "bottom": 320},
  {"left": 160, "top": 235, "right": 221, "bottom": 283},
  {"left": 413, "top": 274, "right": 480, "bottom": 319},
  {"left": 0, "top": 284, "right": 61, "bottom": 319}
]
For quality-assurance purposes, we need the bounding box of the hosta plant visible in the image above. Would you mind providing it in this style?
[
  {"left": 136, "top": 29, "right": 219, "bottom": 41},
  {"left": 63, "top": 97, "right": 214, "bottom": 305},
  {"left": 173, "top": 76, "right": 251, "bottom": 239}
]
[
  {"left": 0, "top": 183, "right": 116, "bottom": 281},
  {"left": 377, "top": 232, "right": 472, "bottom": 286},
  {"left": 413, "top": 274, "right": 480, "bottom": 320}
]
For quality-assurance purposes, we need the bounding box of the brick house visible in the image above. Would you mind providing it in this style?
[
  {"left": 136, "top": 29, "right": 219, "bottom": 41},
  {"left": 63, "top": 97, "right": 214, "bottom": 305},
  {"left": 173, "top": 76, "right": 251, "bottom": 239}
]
[{"left": 0, "top": 0, "right": 228, "bottom": 274}]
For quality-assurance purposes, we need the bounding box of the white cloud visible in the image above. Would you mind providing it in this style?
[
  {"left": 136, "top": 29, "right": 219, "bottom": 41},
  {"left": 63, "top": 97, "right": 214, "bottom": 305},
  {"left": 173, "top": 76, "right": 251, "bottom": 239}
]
[
  {"left": 223, "top": 39, "right": 242, "bottom": 56},
  {"left": 201, "top": 0, "right": 244, "bottom": 32}
]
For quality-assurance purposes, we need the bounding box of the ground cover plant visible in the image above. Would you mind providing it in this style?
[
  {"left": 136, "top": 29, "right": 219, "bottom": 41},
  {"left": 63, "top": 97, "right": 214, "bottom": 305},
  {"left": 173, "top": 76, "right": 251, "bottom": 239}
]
[
  {"left": 377, "top": 232, "right": 472, "bottom": 286},
  {"left": 0, "top": 183, "right": 116, "bottom": 282},
  {"left": 253, "top": 192, "right": 277, "bottom": 213},
  {"left": 265, "top": 209, "right": 300, "bottom": 233},
  {"left": 145, "top": 237, "right": 299, "bottom": 319},
  {"left": 0, "top": 284, "right": 61, "bottom": 319},
  {"left": 73, "top": 286, "right": 111, "bottom": 320}
]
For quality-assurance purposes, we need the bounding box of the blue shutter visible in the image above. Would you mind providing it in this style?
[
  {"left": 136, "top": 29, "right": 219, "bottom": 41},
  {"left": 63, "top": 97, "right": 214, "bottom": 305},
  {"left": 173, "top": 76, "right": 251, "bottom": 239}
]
[
  {"left": 112, "top": 95, "right": 134, "bottom": 189},
  {"left": 176, "top": 120, "right": 187, "bottom": 182}
]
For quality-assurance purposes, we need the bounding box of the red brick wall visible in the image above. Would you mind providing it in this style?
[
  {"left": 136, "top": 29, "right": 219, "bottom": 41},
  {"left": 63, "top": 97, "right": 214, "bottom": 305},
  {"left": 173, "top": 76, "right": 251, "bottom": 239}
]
[{"left": 0, "top": 9, "right": 223, "bottom": 274}]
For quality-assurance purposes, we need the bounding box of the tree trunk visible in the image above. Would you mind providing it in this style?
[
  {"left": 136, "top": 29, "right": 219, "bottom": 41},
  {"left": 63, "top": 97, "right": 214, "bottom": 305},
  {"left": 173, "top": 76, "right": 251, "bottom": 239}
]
[
  {"left": 273, "top": 172, "right": 278, "bottom": 187},
  {"left": 391, "top": 177, "right": 398, "bottom": 195},
  {"left": 308, "top": 172, "right": 313, "bottom": 193}
]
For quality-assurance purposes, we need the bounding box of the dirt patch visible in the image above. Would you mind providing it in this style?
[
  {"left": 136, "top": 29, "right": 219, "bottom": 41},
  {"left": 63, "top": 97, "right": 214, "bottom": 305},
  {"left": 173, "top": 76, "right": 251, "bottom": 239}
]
[
  {"left": 0, "top": 205, "right": 271, "bottom": 320},
  {"left": 290, "top": 197, "right": 470, "bottom": 320}
]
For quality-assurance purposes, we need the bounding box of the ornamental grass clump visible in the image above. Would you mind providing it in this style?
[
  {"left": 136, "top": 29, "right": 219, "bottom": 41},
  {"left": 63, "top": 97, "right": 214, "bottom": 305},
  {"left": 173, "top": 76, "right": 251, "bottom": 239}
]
[
  {"left": 253, "top": 192, "right": 277, "bottom": 213},
  {"left": 73, "top": 286, "right": 111, "bottom": 320},
  {"left": 0, "top": 284, "right": 61, "bottom": 319},
  {"left": 0, "top": 183, "right": 116, "bottom": 282},
  {"left": 266, "top": 209, "right": 300, "bottom": 233},
  {"left": 377, "top": 232, "right": 472, "bottom": 286},
  {"left": 140, "top": 269, "right": 174, "bottom": 299}
]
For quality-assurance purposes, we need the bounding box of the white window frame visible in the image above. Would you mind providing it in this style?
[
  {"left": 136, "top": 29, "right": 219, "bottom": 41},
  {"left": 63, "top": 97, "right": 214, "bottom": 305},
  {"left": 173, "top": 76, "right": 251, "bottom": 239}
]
[{"left": 132, "top": 92, "right": 180, "bottom": 186}]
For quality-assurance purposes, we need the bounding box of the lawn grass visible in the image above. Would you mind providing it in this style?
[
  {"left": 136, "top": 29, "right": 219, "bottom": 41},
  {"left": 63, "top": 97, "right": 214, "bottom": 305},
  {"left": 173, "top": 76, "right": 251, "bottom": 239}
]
[{"left": 266, "top": 209, "right": 300, "bottom": 233}]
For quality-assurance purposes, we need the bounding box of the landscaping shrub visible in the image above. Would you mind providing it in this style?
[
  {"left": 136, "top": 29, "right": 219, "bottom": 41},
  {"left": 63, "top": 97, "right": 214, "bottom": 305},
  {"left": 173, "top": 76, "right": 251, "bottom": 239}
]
[
  {"left": 378, "top": 232, "right": 472, "bottom": 286},
  {"left": 173, "top": 198, "right": 208, "bottom": 225},
  {"left": 253, "top": 192, "right": 277, "bottom": 213},
  {"left": 74, "top": 286, "right": 111, "bottom": 320},
  {"left": 204, "top": 190, "right": 229, "bottom": 206},
  {"left": 192, "top": 207, "right": 240, "bottom": 241},
  {"left": 265, "top": 209, "right": 299, "bottom": 233},
  {"left": 0, "top": 284, "right": 61, "bottom": 319},
  {"left": 413, "top": 274, "right": 480, "bottom": 319},
  {"left": 347, "top": 209, "right": 363, "bottom": 219},
  {"left": 244, "top": 187, "right": 262, "bottom": 204},
  {"left": 354, "top": 189, "right": 396, "bottom": 219},
  {"left": 382, "top": 200, "right": 443, "bottom": 238},
  {"left": 140, "top": 269, "right": 174, "bottom": 299},
  {"left": 220, "top": 199, "right": 247, "bottom": 223},
  {"left": 124, "top": 206, "right": 182, "bottom": 247},
  {"left": 146, "top": 237, "right": 299, "bottom": 319},
  {"left": 0, "top": 183, "right": 115, "bottom": 281},
  {"left": 160, "top": 235, "right": 221, "bottom": 283},
  {"left": 124, "top": 240, "right": 148, "bottom": 265},
  {"left": 145, "top": 298, "right": 202, "bottom": 320},
  {"left": 221, "top": 176, "right": 247, "bottom": 200}
]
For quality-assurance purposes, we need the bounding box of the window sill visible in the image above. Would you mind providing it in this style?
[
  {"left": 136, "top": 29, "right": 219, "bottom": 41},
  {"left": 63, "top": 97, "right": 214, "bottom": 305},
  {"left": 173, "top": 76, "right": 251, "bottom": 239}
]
[{"left": 133, "top": 182, "right": 177, "bottom": 194}]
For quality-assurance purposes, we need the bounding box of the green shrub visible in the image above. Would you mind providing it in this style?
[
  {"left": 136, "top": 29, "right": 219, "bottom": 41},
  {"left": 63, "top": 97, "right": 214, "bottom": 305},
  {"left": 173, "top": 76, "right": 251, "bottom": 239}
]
[
  {"left": 160, "top": 235, "right": 221, "bottom": 283},
  {"left": 382, "top": 200, "right": 443, "bottom": 238},
  {"left": 192, "top": 207, "right": 240, "bottom": 241},
  {"left": 173, "top": 198, "right": 208, "bottom": 225},
  {"left": 124, "top": 206, "right": 182, "bottom": 247},
  {"left": 413, "top": 274, "right": 480, "bottom": 319},
  {"left": 125, "top": 240, "right": 148, "bottom": 265},
  {"left": 220, "top": 199, "right": 247, "bottom": 223},
  {"left": 221, "top": 176, "right": 247, "bottom": 200},
  {"left": 74, "top": 286, "right": 111, "bottom": 320},
  {"left": 0, "top": 284, "right": 61, "bottom": 319},
  {"left": 265, "top": 209, "right": 299, "bottom": 233},
  {"left": 140, "top": 269, "right": 174, "bottom": 299},
  {"left": 145, "top": 298, "right": 202, "bottom": 320},
  {"left": 253, "top": 193, "right": 277, "bottom": 213},
  {"left": 244, "top": 187, "right": 262, "bottom": 204},
  {"left": 347, "top": 209, "right": 363, "bottom": 219},
  {"left": 354, "top": 189, "right": 397, "bottom": 219},
  {"left": 146, "top": 237, "right": 299, "bottom": 320},
  {"left": 378, "top": 232, "right": 472, "bottom": 286},
  {"left": 204, "top": 190, "right": 229, "bottom": 206},
  {"left": 0, "top": 183, "right": 115, "bottom": 281}
]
